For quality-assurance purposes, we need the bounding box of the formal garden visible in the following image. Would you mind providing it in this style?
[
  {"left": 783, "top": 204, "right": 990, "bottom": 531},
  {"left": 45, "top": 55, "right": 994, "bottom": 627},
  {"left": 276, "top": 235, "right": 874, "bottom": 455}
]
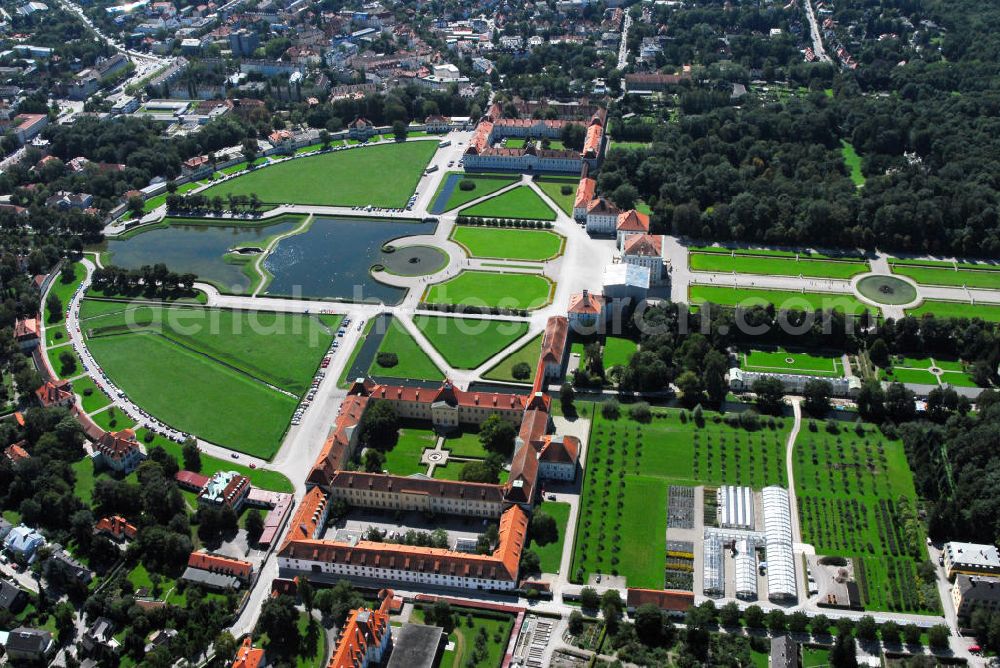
[
  {"left": 689, "top": 285, "right": 874, "bottom": 315},
  {"left": 430, "top": 173, "right": 520, "bottom": 212},
  {"left": 412, "top": 315, "right": 529, "bottom": 369},
  {"left": 793, "top": 421, "right": 940, "bottom": 614},
  {"left": 412, "top": 604, "right": 514, "bottom": 668},
  {"left": 877, "top": 355, "right": 978, "bottom": 387},
  {"left": 741, "top": 348, "right": 845, "bottom": 378},
  {"left": 890, "top": 257, "right": 1000, "bottom": 289},
  {"left": 689, "top": 250, "right": 870, "bottom": 279},
  {"left": 450, "top": 226, "right": 564, "bottom": 262},
  {"left": 369, "top": 318, "right": 445, "bottom": 381},
  {"left": 482, "top": 333, "right": 543, "bottom": 383},
  {"left": 422, "top": 271, "right": 554, "bottom": 311},
  {"left": 459, "top": 186, "right": 557, "bottom": 221}
]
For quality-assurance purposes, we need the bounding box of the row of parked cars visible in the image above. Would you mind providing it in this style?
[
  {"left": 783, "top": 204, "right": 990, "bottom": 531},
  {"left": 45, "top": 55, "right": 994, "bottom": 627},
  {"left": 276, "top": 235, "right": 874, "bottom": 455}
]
[{"left": 290, "top": 317, "right": 355, "bottom": 426}]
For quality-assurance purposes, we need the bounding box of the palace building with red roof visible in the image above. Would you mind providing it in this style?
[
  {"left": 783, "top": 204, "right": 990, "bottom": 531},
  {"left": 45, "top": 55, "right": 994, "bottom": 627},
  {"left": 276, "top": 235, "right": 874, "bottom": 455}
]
[{"left": 91, "top": 429, "right": 146, "bottom": 474}]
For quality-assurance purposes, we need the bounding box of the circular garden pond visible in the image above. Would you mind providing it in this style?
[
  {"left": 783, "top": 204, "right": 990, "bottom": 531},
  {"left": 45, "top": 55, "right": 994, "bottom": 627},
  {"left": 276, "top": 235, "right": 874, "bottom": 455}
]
[
  {"left": 856, "top": 274, "right": 918, "bottom": 305},
  {"left": 377, "top": 245, "right": 449, "bottom": 276}
]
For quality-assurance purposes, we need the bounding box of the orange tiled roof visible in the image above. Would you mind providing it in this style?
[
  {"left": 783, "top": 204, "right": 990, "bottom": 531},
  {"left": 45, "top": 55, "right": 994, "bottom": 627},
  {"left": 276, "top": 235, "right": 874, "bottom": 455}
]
[
  {"left": 616, "top": 209, "right": 650, "bottom": 233},
  {"left": 94, "top": 429, "right": 140, "bottom": 461},
  {"left": 188, "top": 551, "right": 252, "bottom": 579},
  {"left": 308, "top": 394, "right": 370, "bottom": 486},
  {"left": 328, "top": 592, "right": 393, "bottom": 668},
  {"left": 36, "top": 379, "right": 73, "bottom": 407},
  {"left": 95, "top": 515, "right": 137, "bottom": 540},
  {"left": 567, "top": 291, "right": 605, "bottom": 315},
  {"left": 14, "top": 317, "right": 39, "bottom": 340},
  {"left": 573, "top": 178, "right": 596, "bottom": 209},
  {"left": 232, "top": 636, "right": 265, "bottom": 668},
  {"left": 4, "top": 442, "right": 29, "bottom": 463},
  {"left": 281, "top": 486, "right": 329, "bottom": 550},
  {"left": 626, "top": 587, "right": 695, "bottom": 612},
  {"left": 466, "top": 120, "right": 494, "bottom": 154},
  {"left": 623, "top": 233, "right": 662, "bottom": 257},
  {"left": 538, "top": 435, "right": 579, "bottom": 464}
]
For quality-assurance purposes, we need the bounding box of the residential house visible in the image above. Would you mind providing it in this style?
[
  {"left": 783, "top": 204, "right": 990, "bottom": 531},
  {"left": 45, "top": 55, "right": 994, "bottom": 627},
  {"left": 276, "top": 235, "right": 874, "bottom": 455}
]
[
  {"left": 573, "top": 177, "right": 596, "bottom": 220},
  {"left": 13, "top": 317, "right": 39, "bottom": 349},
  {"left": 615, "top": 209, "right": 650, "bottom": 247},
  {"left": 231, "top": 636, "right": 266, "bottom": 668},
  {"left": 198, "top": 470, "right": 251, "bottom": 511},
  {"left": 95, "top": 515, "right": 137, "bottom": 541},
  {"left": 536, "top": 435, "right": 579, "bottom": 482},
  {"left": 49, "top": 543, "right": 95, "bottom": 585},
  {"left": 567, "top": 290, "right": 606, "bottom": 329},
  {"left": 621, "top": 234, "right": 665, "bottom": 284},
  {"left": 537, "top": 316, "right": 569, "bottom": 380},
  {"left": 91, "top": 429, "right": 147, "bottom": 474},
  {"left": 424, "top": 114, "right": 451, "bottom": 132},
  {"left": 181, "top": 155, "right": 212, "bottom": 178},
  {"left": 953, "top": 575, "right": 1000, "bottom": 622},
  {"left": 187, "top": 551, "right": 253, "bottom": 583},
  {"left": 4, "top": 442, "right": 29, "bottom": 464},
  {"left": 347, "top": 116, "right": 378, "bottom": 140},
  {"left": 4, "top": 524, "right": 45, "bottom": 561},
  {"left": 36, "top": 379, "right": 74, "bottom": 408},
  {"left": 3, "top": 628, "right": 54, "bottom": 661},
  {"left": 328, "top": 591, "right": 394, "bottom": 668},
  {"left": 45, "top": 191, "right": 94, "bottom": 210},
  {"left": 0, "top": 580, "right": 27, "bottom": 614},
  {"left": 81, "top": 617, "right": 120, "bottom": 657},
  {"left": 585, "top": 197, "right": 619, "bottom": 234}
]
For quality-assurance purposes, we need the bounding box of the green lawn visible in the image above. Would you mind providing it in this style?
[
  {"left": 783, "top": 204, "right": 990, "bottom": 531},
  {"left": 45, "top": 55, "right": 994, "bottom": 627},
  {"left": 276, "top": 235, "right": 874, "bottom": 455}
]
[
  {"left": 533, "top": 501, "right": 571, "bottom": 574},
  {"left": 413, "top": 315, "right": 529, "bottom": 369},
  {"left": 743, "top": 348, "right": 843, "bottom": 378},
  {"left": 370, "top": 318, "right": 445, "bottom": 381},
  {"left": 906, "top": 300, "right": 1000, "bottom": 322},
  {"left": 689, "top": 252, "right": 869, "bottom": 279},
  {"left": 891, "top": 264, "right": 1000, "bottom": 290},
  {"left": 443, "top": 429, "right": 490, "bottom": 458},
  {"left": 535, "top": 177, "right": 578, "bottom": 215},
  {"left": 88, "top": 405, "right": 137, "bottom": 431},
  {"left": 689, "top": 285, "right": 873, "bottom": 315},
  {"left": 460, "top": 186, "right": 557, "bottom": 221},
  {"left": 45, "top": 325, "right": 69, "bottom": 347},
  {"left": 878, "top": 355, "right": 978, "bottom": 387},
  {"left": 482, "top": 333, "right": 543, "bottom": 384},
  {"left": 44, "top": 262, "right": 85, "bottom": 325},
  {"left": 46, "top": 345, "right": 82, "bottom": 379},
  {"left": 688, "top": 246, "right": 862, "bottom": 261},
  {"left": 841, "top": 140, "right": 866, "bottom": 186},
  {"left": 72, "top": 375, "right": 112, "bottom": 413},
  {"left": 201, "top": 141, "right": 437, "bottom": 208},
  {"left": 602, "top": 337, "right": 637, "bottom": 368},
  {"left": 794, "top": 425, "right": 938, "bottom": 613},
  {"left": 382, "top": 425, "right": 437, "bottom": 476},
  {"left": 572, "top": 406, "right": 789, "bottom": 588},
  {"left": 423, "top": 272, "right": 553, "bottom": 310},
  {"left": 450, "top": 227, "right": 564, "bottom": 261},
  {"left": 432, "top": 173, "right": 519, "bottom": 212},
  {"left": 610, "top": 141, "right": 650, "bottom": 151},
  {"left": 86, "top": 326, "right": 300, "bottom": 458},
  {"left": 412, "top": 607, "right": 513, "bottom": 668}
]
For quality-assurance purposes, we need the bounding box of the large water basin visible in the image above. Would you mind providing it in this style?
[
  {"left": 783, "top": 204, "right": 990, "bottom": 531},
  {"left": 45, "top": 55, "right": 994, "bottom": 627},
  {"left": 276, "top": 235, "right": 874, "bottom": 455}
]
[{"left": 263, "top": 216, "right": 437, "bottom": 304}]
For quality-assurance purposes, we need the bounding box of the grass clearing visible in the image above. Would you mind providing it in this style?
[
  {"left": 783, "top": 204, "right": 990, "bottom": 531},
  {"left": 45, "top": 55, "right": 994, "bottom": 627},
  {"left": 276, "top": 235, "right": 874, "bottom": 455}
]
[
  {"left": 370, "top": 318, "right": 445, "bottom": 381},
  {"left": 482, "top": 333, "right": 543, "bottom": 384},
  {"left": 450, "top": 227, "right": 564, "bottom": 262},
  {"left": 602, "top": 337, "right": 637, "bottom": 368},
  {"left": 460, "top": 186, "right": 557, "bottom": 221},
  {"left": 72, "top": 375, "right": 112, "bottom": 413},
  {"left": 201, "top": 141, "right": 437, "bottom": 208},
  {"left": 572, "top": 407, "right": 789, "bottom": 588},
  {"left": 423, "top": 272, "right": 553, "bottom": 310},
  {"left": 382, "top": 425, "right": 437, "bottom": 476},
  {"left": 841, "top": 140, "right": 866, "bottom": 186},
  {"left": 689, "top": 285, "right": 873, "bottom": 315},
  {"left": 444, "top": 429, "right": 489, "bottom": 459},
  {"left": 689, "top": 252, "right": 868, "bottom": 279},
  {"left": 413, "top": 316, "right": 529, "bottom": 369},
  {"left": 794, "top": 424, "right": 938, "bottom": 613}
]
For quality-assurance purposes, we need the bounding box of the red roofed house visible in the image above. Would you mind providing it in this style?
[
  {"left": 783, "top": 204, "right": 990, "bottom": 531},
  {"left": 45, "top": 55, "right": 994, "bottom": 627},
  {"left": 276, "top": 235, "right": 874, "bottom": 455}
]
[
  {"left": 328, "top": 590, "right": 393, "bottom": 668},
  {"left": 537, "top": 316, "right": 568, "bottom": 380},
  {"left": 585, "top": 197, "right": 620, "bottom": 235},
  {"left": 231, "top": 637, "right": 265, "bottom": 668},
  {"left": 347, "top": 117, "right": 377, "bottom": 140},
  {"left": 14, "top": 317, "right": 39, "bottom": 349},
  {"left": 424, "top": 114, "right": 451, "bottom": 132},
  {"left": 198, "top": 470, "right": 251, "bottom": 511},
  {"left": 95, "top": 515, "right": 137, "bottom": 541},
  {"left": 537, "top": 434, "right": 580, "bottom": 481},
  {"left": 573, "top": 177, "right": 596, "bottom": 220},
  {"left": 4, "top": 442, "right": 29, "bottom": 463},
  {"left": 622, "top": 234, "right": 666, "bottom": 284},
  {"left": 182, "top": 155, "right": 212, "bottom": 178},
  {"left": 174, "top": 470, "right": 210, "bottom": 492},
  {"left": 267, "top": 129, "right": 294, "bottom": 151},
  {"left": 36, "top": 379, "right": 74, "bottom": 408},
  {"left": 567, "top": 290, "right": 606, "bottom": 328},
  {"left": 92, "top": 429, "right": 147, "bottom": 474},
  {"left": 615, "top": 209, "right": 651, "bottom": 247},
  {"left": 188, "top": 551, "right": 253, "bottom": 582},
  {"left": 626, "top": 588, "right": 695, "bottom": 616}
]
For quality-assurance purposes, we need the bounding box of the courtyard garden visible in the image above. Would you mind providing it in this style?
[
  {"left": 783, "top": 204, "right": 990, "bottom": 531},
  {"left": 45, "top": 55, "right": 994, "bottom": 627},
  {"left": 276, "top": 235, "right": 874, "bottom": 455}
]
[
  {"left": 741, "top": 348, "right": 845, "bottom": 378},
  {"left": 794, "top": 422, "right": 940, "bottom": 614},
  {"left": 878, "top": 355, "right": 978, "bottom": 387},
  {"left": 83, "top": 306, "right": 337, "bottom": 458},
  {"left": 412, "top": 606, "right": 514, "bottom": 668},
  {"left": 689, "top": 285, "right": 874, "bottom": 315},
  {"left": 381, "top": 425, "right": 439, "bottom": 476},
  {"left": 459, "top": 186, "right": 557, "bottom": 221},
  {"left": 450, "top": 227, "right": 564, "bottom": 262},
  {"left": 369, "top": 318, "right": 445, "bottom": 381},
  {"left": 200, "top": 141, "right": 437, "bottom": 208},
  {"left": 423, "top": 272, "right": 554, "bottom": 310},
  {"left": 482, "top": 333, "right": 543, "bottom": 383},
  {"left": 533, "top": 501, "right": 571, "bottom": 574},
  {"left": 412, "top": 315, "right": 529, "bottom": 369},
  {"left": 688, "top": 251, "right": 869, "bottom": 279},
  {"left": 572, "top": 405, "right": 789, "bottom": 588}
]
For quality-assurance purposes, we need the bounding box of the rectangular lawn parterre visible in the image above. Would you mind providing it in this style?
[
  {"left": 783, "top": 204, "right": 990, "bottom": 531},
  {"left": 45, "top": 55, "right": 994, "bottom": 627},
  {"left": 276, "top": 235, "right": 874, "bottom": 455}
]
[
  {"left": 423, "top": 271, "right": 554, "bottom": 310},
  {"left": 689, "top": 252, "right": 869, "bottom": 279},
  {"left": 602, "top": 337, "right": 637, "bottom": 368},
  {"left": 906, "top": 299, "right": 1000, "bottom": 322},
  {"left": 572, "top": 406, "right": 789, "bottom": 588},
  {"left": 794, "top": 423, "right": 938, "bottom": 613},
  {"left": 743, "top": 348, "right": 843, "bottom": 377},
  {"left": 482, "top": 333, "right": 543, "bottom": 384},
  {"left": 689, "top": 285, "right": 873, "bottom": 315},
  {"left": 450, "top": 226, "right": 564, "bottom": 261},
  {"left": 535, "top": 177, "right": 578, "bottom": 215},
  {"left": 444, "top": 429, "right": 490, "bottom": 458},
  {"left": 382, "top": 425, "right": 437, "bottom": 476},
  {"left": 460, "top": 186, "right": 557, "bottom": 221},
  {"left": 533, "top": 501, "right": 571, "bottom": 574},
  {"left": 86, "top": 331, "right": 296, "bottom": 458},
  {"left": 432, "top": 173, "right": 519, "bottom": 212},
  {"left": 413, "top": 315, "right": 529, "bottom": 369},
  {"left": 891, "top": 263, "right": 1000, "bottom": 290},
  {"left": 369, "top": 318, "right": 445, "bottom": 381},
  {"left": 200, "top": 141, "right": 437, "bottom": 208}
]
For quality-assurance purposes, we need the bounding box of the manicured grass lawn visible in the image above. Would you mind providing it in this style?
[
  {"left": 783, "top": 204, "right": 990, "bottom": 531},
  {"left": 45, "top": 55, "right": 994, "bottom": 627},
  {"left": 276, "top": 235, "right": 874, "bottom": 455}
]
[
  {"left": 794, "top": 424, "right": 938, "bottom": 613},
  {"left": 450, "top": 227, "right": 564, "bottom": 261},
  {"left": 72, "top": 375, "right": 112, "bottom": 413},
  {"left": 412, "top": 607, "right": 513, "bottom": 668},
  {"left": 907, "top": 300, "right": 1000, "bottom": 321},
  {"left": 878, "top": 355, "right": 978, "bottom": 387},
  {"left": 382, "top": 425, "right": 437, "bottom": 476},
  {"left": 803, "top": 648, "right": 829, "bottom": 667},
  {"left": 460, "top": 186, "right": 557, "bottom": 221},
  {"left": 45, "top": 325, "right": 69, "bottom": 347},
  {"left": 841, "top": 140, "right": 866, "bottom": 186},
  {"left": 688, "top": 245, "right": 862, "bottom": 261},
  {"left": 338, "top": 319, "right": 376, "bottom": 388},
  {"left": 880, "top": 366, "right": 939, "bottom": 385},
  {"left": 87, "top": 331, "right": 295, "bottom": 458},
  {"left": 44, "top": 262, "right": 85, "bottom": 325},
  {"left": 413, "top": 315, "right": 529, "bottom": 369},
  {"left": 689, "top": 252, "right": 869, "bottom": 279},
  {"left": 505, "top": 138, "right": 528, "bottom": 148},
  {"left": 533, "top": 501, "right": 571, "bottom": 574},
  {"left": 72, "top": 458, "right": 99, "bottom": 506},
  {"left": 88, "top": 405, "right": 137, "bottom": 431},
  {"left": 431, "top": 462, "right": 463, "bottom": 480},
  {"left": 602, "top": 337, "right": 637, "bottom": 368},
  {"left": 891, "top": 257, "right": 1000, "bottom": 271},
  {"left": 444, "top": 429, "right": 489, "bottom": 458},
  {"left": 891, "top": 264, "right": 1000, "bottom": 290},
  {"left": 610, "top": 141, "right": 651, "bottom": 150},
  {"left": 535, "top": 177, "right": 578, "bottom": 215},
  {"left": 482, "top": 333, "right": 542, "bottom": 384},
  {"left": 433, "top": 173, "right": 519, "bottom": 212},
  {"left": 201, "top": 141, "right": 437, "bottom": 208},
  {"left": 689, "top": 285, "right": 873, "bottom": 315},
  {"left": 370, "top": 318, "right": 444, "bottom": 381},
  {"left": 572, "top": 407, "right": 789, "bottom": 588},
  {"left": 423, "top": 272, "right": 553, "bottom": 310},
  {"left": 743, "top": 348, "right": 843, "bottom": 378},
  {"left": 46, "top": 345, "right": 82, "bottom": 379},
  {"left": 86, "top": 307, "right": 335, "bottom": 396}
]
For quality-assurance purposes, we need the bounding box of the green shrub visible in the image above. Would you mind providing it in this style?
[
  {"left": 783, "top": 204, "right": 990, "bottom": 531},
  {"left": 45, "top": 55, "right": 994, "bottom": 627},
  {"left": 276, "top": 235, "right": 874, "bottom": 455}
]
[
  {"left": 459, "top": 179, "right": 476, "bottom": 191},
  {"left": 560, "top": 185, "right": 573, "bottom": 196},
  {"left": 512, "top": 362, "right": 532, "bottom": 380},
  {"left": 376, "top": 352, "right": 399, "bottom": 368}
]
